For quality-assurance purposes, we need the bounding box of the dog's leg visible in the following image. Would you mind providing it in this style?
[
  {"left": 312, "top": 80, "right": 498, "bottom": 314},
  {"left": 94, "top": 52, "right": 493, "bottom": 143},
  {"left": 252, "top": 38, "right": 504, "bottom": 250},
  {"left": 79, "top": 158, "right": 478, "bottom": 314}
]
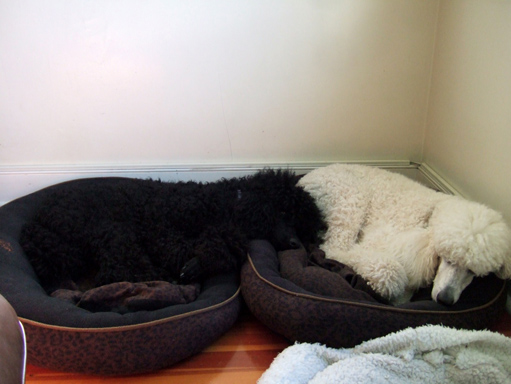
[
  {"left": 329, "top": 247, "right": 410, "bottom": 305},
  {"left": 148, "top": 231, "right": 195, "bottom": 283},
  {"left": 180, "top": 226, "right": 246, "bottom": 283},
  {"left": 355, "top": 253, "right": 410, "bottom": 305}
]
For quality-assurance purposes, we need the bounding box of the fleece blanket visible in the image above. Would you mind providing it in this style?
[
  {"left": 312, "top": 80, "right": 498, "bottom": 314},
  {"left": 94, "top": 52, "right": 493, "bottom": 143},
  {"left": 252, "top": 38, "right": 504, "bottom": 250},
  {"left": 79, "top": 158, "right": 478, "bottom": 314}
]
[
  {"left": 279, "top": 246, "right": 385, "bottom": 302},
  {"left": 52, "top": 281, "right": 200, "bottom": 313},
  {"left": 259, "top": 325, "right": 511, "bottom": 384}
]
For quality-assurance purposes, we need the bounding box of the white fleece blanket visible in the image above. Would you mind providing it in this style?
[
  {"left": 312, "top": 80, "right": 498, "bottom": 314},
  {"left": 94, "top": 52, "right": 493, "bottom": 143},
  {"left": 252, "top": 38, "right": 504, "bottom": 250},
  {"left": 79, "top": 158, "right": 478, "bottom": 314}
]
[{"left": 259, "top": 325, "right": 511, "bottom": 384}]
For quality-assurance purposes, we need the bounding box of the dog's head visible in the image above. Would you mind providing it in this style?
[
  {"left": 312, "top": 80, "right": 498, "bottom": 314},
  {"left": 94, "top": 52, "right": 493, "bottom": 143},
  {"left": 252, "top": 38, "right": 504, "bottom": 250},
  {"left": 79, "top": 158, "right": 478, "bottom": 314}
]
[
  {"left": 234, "top": 169, "right": 326, "bottom": 251},
  {"left": 430, "top": 197, "right": 511, "bottom": 305}
]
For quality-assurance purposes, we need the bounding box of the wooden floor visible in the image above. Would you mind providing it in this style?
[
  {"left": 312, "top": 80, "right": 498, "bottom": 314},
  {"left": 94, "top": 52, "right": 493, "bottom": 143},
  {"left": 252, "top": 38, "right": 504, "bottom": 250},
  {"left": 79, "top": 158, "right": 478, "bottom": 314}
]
[{"left": 24, "top": 309, "right": 511, "bottom": 384}]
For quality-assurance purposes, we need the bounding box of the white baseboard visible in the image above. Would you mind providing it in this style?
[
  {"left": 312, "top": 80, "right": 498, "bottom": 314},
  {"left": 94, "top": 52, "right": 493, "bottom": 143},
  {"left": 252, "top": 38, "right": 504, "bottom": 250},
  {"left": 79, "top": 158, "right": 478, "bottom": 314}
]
[
  {"left": 417, "top": 163, "right": 461, "bottom": 196},
  {"left": 0, "top": 160, "right": 451, "bottom": 206}
]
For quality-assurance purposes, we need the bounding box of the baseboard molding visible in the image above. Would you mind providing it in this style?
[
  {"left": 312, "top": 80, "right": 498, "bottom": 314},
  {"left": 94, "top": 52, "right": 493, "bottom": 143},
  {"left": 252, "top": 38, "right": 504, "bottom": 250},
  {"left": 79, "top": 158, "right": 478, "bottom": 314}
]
[
  {"left": 417, "top": 163, "right": 461, "bottom": 197},
  {"left": 0, "top": 161, "right": 455, "bottom": 206}
]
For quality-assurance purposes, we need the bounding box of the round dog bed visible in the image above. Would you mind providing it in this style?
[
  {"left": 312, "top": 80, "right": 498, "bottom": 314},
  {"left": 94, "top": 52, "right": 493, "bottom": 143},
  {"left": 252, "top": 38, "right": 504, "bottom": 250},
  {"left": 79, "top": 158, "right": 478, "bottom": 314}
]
[
  {"left": 241, "top": 240, "right": 507, "bottom": 348},
  {"left": 0, "top": 178, "right": 241, "bottom": 376}
]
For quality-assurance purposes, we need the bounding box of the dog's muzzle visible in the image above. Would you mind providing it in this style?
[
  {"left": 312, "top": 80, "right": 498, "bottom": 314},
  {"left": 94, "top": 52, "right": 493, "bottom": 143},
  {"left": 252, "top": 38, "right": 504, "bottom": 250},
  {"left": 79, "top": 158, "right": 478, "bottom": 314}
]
[{"left": 436, "top": 286, "right": 456, "bottom": 306}]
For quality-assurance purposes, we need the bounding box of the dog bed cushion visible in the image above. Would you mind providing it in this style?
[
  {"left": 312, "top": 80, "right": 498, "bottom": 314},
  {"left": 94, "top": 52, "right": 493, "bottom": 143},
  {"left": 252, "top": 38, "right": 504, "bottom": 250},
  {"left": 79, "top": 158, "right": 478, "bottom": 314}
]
[
  {"left": 241, "top": 240, "right": 507, "bottom": 348},
  {"left": 51, "top": 280, "right": 201, "bottom": 313},
  {"left": 0, "top": 178, "right": 241, "bottom": 376}
]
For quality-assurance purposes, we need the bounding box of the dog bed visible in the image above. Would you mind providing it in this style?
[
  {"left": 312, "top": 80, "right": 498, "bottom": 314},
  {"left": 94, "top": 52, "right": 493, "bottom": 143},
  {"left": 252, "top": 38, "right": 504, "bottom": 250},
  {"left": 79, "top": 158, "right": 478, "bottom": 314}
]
[
  {"left": 0, "top": 178, "right": 241, "bottom": 376},
  {"left": 241, "top": 240, "right": 507, "bottom": 348}
]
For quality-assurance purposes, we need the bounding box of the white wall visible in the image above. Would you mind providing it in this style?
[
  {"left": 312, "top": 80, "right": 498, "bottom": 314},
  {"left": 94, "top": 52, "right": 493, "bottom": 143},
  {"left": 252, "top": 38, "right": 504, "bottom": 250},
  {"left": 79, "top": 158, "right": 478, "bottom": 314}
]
[
  {"left": 0, "top": 0, "right": 438, "bottom": 167},
  {"left": 423, "top": 0, "right": 511, "bottom": 223},
  {"left": 3, "top": 0, "right": 510, "bottom": 227}
]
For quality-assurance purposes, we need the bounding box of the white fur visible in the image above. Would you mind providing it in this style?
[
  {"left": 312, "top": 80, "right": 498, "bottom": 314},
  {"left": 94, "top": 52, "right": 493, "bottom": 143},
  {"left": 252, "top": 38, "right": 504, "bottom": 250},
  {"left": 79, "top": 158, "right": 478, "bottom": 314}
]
[{"left": 298, "top": 164, "right": 511, "bottom": 305}]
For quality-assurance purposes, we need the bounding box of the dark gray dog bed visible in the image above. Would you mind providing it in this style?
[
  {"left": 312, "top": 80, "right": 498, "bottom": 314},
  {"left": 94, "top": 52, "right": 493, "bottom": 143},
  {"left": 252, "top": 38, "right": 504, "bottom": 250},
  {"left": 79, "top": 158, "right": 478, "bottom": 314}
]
[
  {"left": 241, "top": 240, "right": 507, "bottom": 348},
  {"left": 0, "top": 178, "right": 241, "bottom": 376}
]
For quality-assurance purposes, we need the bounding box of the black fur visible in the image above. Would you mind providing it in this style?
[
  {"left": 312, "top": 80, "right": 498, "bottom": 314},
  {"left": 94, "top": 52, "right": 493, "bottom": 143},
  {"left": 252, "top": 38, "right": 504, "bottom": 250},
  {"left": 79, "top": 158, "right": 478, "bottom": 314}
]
[{"left": 20, "top": 169, "right": 326, "bottom": 293}]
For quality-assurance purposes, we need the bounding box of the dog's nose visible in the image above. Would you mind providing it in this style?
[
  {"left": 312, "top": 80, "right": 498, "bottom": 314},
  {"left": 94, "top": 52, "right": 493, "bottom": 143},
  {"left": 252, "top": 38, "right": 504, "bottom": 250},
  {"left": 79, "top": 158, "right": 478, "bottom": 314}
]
[{"left": 436, "top": 287, "right": 456, "bottom": 306}]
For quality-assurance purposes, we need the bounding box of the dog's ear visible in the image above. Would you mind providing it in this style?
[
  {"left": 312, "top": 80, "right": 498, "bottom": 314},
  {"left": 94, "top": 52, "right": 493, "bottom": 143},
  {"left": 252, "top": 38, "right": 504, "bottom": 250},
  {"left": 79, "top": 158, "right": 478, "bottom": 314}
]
[
  {"left": 496, "top": 255, "right": 511, "bottom": 279},
  {"left": 291, "top": 189, "right": 327, "bottom": 246},
  {"left": 431, "top": 197, "right": 511, "bottom": 277},
  {"left": 233, "top": 191, "right": 273, "bottom": 238}
]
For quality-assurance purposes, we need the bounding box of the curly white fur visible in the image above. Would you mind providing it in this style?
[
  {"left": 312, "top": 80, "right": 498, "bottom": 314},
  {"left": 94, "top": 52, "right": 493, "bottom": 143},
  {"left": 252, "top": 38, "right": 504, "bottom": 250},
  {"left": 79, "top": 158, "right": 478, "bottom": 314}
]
[{"left": 298, "top": 164, "right": 511, "bottom": 305}]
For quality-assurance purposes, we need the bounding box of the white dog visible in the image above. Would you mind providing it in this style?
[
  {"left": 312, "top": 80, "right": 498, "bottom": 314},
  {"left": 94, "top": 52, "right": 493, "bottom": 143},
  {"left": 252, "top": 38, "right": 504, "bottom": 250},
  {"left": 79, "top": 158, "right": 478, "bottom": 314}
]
[{"left": 298, "top": 164, "right": 511, "bottom": 305}]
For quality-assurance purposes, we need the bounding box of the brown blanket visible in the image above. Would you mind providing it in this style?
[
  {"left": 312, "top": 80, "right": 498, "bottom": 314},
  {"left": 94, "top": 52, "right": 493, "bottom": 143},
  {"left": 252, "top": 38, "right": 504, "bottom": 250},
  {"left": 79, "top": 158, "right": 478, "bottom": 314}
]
[
  {"left": 51, "top": 281, "right": 200, "bottom": 313},
  {"left": 279, "top": 247, "right": 386, "bottom": 303}
]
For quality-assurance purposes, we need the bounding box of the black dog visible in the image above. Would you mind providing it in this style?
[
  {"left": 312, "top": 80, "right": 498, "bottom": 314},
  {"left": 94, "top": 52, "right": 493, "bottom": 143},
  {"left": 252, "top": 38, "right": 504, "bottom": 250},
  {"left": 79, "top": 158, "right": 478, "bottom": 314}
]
[{"left": 20, "top": 169, "right": 326, "bottom": 293}]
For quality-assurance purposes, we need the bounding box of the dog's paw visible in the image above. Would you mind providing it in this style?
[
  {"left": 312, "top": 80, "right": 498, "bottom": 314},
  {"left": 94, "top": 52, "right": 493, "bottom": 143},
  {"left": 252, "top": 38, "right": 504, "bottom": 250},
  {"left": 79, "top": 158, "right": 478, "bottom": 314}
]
[
  {"left": 179, "top": 257, "right": 202, "bottom": 283},
  {"left": 388, "top": 288, "right": 415, "bottom": 306},
  {"left": 359, "top": 261, "right": 409, "bottom": 304}
]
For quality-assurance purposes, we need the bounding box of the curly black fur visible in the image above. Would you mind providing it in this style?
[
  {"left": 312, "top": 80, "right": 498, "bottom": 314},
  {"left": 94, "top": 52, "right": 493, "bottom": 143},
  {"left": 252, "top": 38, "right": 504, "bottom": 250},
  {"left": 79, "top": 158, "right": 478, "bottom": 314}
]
[{"left": 20, "top": 169, "right": 326, "bottom": 293}]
